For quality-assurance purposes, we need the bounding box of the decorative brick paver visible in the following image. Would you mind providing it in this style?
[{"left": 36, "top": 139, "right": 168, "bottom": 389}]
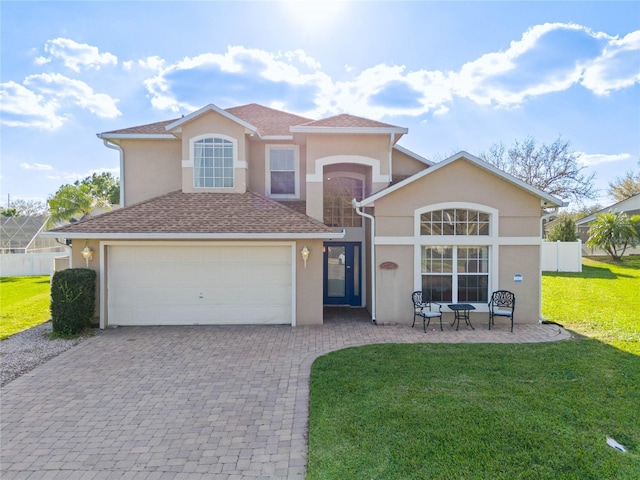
[{"left": 1, "top": 314, "right": 571, "bottom": 479}]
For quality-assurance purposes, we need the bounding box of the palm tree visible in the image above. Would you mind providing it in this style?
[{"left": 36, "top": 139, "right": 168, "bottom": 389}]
[
  {"left": 47, "top": 183, "right": 111, "bottom": 227},
  {"left": 586, "top": 212, "right": 639, "bottom": 261}
]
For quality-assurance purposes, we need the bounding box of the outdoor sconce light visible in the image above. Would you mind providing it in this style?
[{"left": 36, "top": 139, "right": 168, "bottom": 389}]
[
  {"left": 301, "top": 246, "right": 310, "bottom": 268},
  {"left": 81, "top": 245, "right": 94, "bottom": 267}
]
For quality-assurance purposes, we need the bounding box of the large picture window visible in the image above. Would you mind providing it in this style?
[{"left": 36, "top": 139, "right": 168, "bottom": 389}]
[
  {"left": 193, "top": 137, "right": 234, "bottom": 188},
  {"left": 421, "top": 246, "right": 489, "bottom": 303},
  {"left": 267, "top": 146, "right": 298, "bottom": 197}
]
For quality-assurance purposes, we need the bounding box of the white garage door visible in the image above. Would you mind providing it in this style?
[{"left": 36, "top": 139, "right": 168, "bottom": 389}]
[{"left": 107, "top": 244, "right": 293, "bottom": 326}]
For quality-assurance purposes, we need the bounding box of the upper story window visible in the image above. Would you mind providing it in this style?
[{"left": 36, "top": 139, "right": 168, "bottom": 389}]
[
  {"left": 324, "top": 175, "right": 364, "bottom": 228},
  {"left": 420, "top": 208, "right": 490, "bottom": 236},
  {"left": 193, "top": 137, "right": 234, "bottom": 188},
  {"left": 266, "top": 146, "right": 299, "bottom": 198}
]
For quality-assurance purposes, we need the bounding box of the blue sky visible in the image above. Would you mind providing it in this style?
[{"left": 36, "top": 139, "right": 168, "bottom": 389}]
[{"left": 1, "top": 1, "right": 639, "bottom": 210}]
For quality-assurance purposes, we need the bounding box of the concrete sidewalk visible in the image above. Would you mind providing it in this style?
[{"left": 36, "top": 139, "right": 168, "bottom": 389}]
[{"left": 1, "top": 318, "right": 571, "bottom": 479}]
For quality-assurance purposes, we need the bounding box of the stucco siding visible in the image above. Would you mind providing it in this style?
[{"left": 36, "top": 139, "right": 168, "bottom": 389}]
[
  {"left": 391, "top": 148, "right": 429, "bottom": 181},
  {"left": 498, "top": 245, "right": 540, "bottom": 322},
  {"left": 375, "top": 245, "right": 414, "bottom": 323},
  {"left": 121, "top": 139, "right": 181, "bottom": 205},
  {"left": 180, "top": 111, "right": 248, "bottom": 194}
]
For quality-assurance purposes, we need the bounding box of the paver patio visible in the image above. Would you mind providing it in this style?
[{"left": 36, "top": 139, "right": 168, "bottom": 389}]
[{"left": 1, "top": 311, "right": 571, "bottom": 479}]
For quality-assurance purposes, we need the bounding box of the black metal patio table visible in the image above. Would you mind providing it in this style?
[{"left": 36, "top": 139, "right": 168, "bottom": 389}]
[{"left": 448, "top": 303, "right": 476, "bottom": 330}]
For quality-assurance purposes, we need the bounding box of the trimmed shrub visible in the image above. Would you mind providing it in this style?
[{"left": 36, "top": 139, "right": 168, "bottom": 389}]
[
  {"left": 51, "top": 268, "right": 96, "bottom": 335},
  {"left": 547, "top": 213, "right": 578, "bottom": 242}
]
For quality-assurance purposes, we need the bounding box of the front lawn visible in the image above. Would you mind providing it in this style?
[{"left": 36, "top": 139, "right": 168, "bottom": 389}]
[
  {"left": 308, "top": 342, "right": 639, "bottom": 479},
  {"left": 0, "top": 275, "right": 51, "bottom": 340},
  {"left": 542, "top": 256, "right": 640, "bottom": 355},
  {"left": 309, "top": 256, "right": 640, "bottom": 478}
]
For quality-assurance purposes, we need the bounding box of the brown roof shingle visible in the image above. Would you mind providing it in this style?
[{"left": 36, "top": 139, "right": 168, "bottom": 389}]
[
  {"left": 225, "top": 103, "right": 313, "bottom": 137},
  {"left": 48, "top": 191, "right": 337, "bottom": 237},
  {"left": 298, "top": 114, "right": 401, "bottom": 129}
]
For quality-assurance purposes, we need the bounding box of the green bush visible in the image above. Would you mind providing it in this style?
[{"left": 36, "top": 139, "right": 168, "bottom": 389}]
[
  {"left": 50, "top": 268, "right": 96, "bottom": 336},
  {"left": 546, "top": 212, "right": 578, "bottom": 241}
]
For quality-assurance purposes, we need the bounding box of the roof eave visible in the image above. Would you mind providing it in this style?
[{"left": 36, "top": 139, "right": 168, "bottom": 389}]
[
  {"left": 289, "top": 126, "right": 408, "bottom": 135},
  {"left": 97, "top": 133, "right": 177, "bottom": 140},
  {"left": 41, "top": 231, "right": 344, "bottom": 240}
]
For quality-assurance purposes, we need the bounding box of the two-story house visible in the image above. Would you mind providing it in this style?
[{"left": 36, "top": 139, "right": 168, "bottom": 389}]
[{"left": 47, "top": 103, "right": 564, "bottom": 329}]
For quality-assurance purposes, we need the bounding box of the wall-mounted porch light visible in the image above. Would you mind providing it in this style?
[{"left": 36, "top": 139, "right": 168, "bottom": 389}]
[
  {"left": 301, "top": 246, "right": 310, "bottom": 268},
  {"left": 81, "top": 245, "right": 94, "bottom": 267}
]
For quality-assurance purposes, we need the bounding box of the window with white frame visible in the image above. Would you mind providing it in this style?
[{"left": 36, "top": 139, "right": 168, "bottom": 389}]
[
  {"left": 193, "top": 137, "right": 234, "bottom": 188},
  {"left": 421, "top": 246, "right": 489, "bottom": 303},
  {"left": 267, "top": 146, "right": 298, "bottom": 197},
  {"left": 420, "top": 208, "right": 490, "bottom": 235}
]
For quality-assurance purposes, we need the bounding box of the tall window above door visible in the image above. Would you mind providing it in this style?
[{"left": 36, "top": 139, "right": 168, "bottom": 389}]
[
  {"left": 266, "top": 146, "right": 299, "bottom": 198},
  {"left": 323, "top": 176, "right": 364, "bottom": 228},
  {"left": 193, "top": 136, "right": 235, "bottom": 188}
]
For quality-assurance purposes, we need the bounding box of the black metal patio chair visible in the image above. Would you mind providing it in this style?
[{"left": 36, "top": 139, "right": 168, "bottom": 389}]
[
  {"left": 411, "top": 291, "right": 443, "bottom": 332},
  {"left": 488, "top": 290, "right": 516, "bottom": 332}
]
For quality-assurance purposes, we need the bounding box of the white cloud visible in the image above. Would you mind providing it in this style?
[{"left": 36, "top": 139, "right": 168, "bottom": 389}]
[
  {"left": 20, "top": 162, "right": 53, "bottom": 171},
  {"left": 581, "top": 30, "right": 640, "bottom": 95},
  {"left": 139, "top": 23, "right": 638, "bottom": 122},
  {"left": 577, "top": 152, "right": 632, "bottom": 166},
  {"left": 0, "top": 74, "right": 121, "bottom": 130},
  {"left": 40, "top": 38, "right": 118, "bottom": 72}
]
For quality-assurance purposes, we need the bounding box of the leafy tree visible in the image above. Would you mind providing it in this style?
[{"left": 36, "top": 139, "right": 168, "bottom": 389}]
[
  {"left": 586, "top": 212, "right": 639, "bottom": 261},
  {"left": 7, "top": 199, "right": 48, "bottom": 216},
  {"left": 481, "top": 136, "right": 597, "bottom": 206},
  {"left": 47, "top": 173, "right": 119, "bottom": 226},
  {"left": 1, "top": 207, "right": 19, "bottom": 217},
  {"left": 546, "top": 213, "right": 578, "bottom": 242},
  {"left": 75, "top": 172, "right": 120, "bottom": 206},
  {"left": 607, "top": 170, "right": 640, "bottom": 203}
]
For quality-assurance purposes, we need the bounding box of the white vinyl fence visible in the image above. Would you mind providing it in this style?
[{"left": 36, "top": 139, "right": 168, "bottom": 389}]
[
  {"left": 541, "top": 241, "right": 582, "bottom": 272},
  {"left": 0, "top": 253, "right": 69, "bottom": 277}
]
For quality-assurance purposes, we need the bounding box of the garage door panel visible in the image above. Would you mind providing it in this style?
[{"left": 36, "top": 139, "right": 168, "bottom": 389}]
[{"left": 108, "top": 244, "right": 293, "bottom": 326}]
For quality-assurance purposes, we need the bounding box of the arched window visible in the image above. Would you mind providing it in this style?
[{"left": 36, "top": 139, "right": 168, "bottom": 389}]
[
  {"left": 193, "top": 136, "right": 234, "bottom": 188},
  {"left": 416, "top": 204, "right": 497, "bottom": 304}
]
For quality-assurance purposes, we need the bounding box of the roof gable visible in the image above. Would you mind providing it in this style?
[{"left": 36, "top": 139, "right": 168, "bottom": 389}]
[
  {"left": 358, "top": 151, "right": 566, "bottom": 208},
  {"left": 165, "top": 104, "right": 258, "bottom": 135}
]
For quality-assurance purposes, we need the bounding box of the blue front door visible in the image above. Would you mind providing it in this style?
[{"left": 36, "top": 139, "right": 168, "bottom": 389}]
[{"left": 323, "top": 242, "right": 361, "bottom": 306}]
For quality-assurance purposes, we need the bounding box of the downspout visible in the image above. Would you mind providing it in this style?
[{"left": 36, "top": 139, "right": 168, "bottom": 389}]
[
  {"left": 353, "top": 199, "right": 376, "bottom": 324},
  {"left": 102, "top": 139, "right": 125, "bottom": 207},
  {"left": 388, "top": 133, "right": 394, "bottom": 185}
]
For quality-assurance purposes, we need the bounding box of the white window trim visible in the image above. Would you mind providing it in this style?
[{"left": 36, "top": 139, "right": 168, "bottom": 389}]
[
  {"left": 414, "top": 202, "right": 499, "bottom": 311},
  {"left": 265, "top": 144, "right": 300, "bottom": 199},
  {"left": 190, "top": 133, "right": 238, "bottom": 189}
]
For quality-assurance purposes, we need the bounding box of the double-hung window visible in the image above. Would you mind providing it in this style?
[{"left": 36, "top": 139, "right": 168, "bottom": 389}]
[
  {"left": 419, "top": 208, "right": 492, "bottom": 304},
  {"left": 193, "top": 137, "right": 234, "bottom": 188},
  {"left": 267, "top": 146, "right": 298, "bottom": 197}
]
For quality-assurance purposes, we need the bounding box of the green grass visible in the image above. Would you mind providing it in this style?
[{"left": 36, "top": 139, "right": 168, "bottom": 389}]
[
  {"left": 542, "top": 256, "right": 640, "bottom": 355},
  {"left": 0, "top": 276, "right": 51, "bottom": 340},
  {"left": 308, "top": 342, "right": 640, "bottom": 479},
  {"left": 309, "top": 256, "right": 640, "bottom": 479}
]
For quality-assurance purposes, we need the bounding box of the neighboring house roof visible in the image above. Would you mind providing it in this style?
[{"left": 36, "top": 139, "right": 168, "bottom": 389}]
[
  {"left": 44, "top": 191, "right": 342, "bottom": 240},
  {"left": 575, "top": 193, "right": 640, "bottom": 226},
  {"left": 357, "top": 151, "right": 566, "bottom": 208}
]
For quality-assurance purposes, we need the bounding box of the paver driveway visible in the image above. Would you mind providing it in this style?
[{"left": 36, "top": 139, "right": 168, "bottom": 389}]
[{"left": 1, "top": 313, "right": 570, "bottom": 479}]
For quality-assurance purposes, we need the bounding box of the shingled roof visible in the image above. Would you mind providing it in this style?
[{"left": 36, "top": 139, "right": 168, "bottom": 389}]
[
  {"left": 99, "top": 103, "right": 405, "bottom": 138},
  {"left": 47, "top": 191, "right": 341, "bottom": 239}
]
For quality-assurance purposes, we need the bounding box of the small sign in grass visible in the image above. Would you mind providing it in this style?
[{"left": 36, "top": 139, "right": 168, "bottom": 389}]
[{"left": 0, "top": 275, "right": 51, "bottom": 340}]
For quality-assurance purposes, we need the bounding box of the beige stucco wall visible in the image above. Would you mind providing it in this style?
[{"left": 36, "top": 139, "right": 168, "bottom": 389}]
[
  {"left": 391, "top": 148, "right": 429, "bottom": 181},
  {"left": 180, "top": 111, "right": 248, "bottom": 194},
  {"left": 120, "top": 139, "right": 181, "bottom": 205},
  {"left": 372, "top": 157, "right": 543, "bottom": 325}
]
